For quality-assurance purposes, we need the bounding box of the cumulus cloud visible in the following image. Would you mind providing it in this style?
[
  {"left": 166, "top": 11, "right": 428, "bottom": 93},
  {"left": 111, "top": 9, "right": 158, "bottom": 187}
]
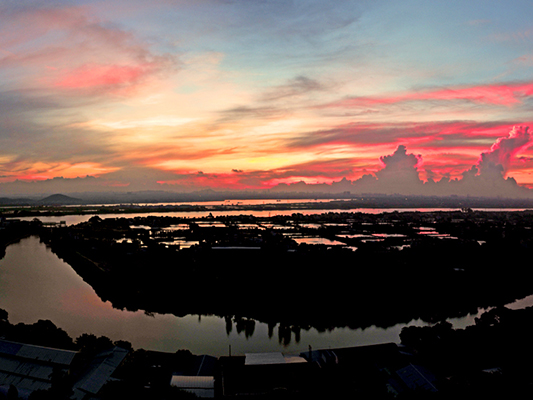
[
  {"left": 358, "top": 127, "right": 533, "bottom": 197},
  {"left": 378, "top": 145, "right": 421, "bottom": 174},
  {"left": 477, "top": 125, "right": 532, "bottom": 173},
  {"left": 215, "top": 126, "right": 533, "bottom": 197},
  {"left": 274, "top": 126, "right": 533, "bottom": 198},
  {"left": 368, "top": 145, "right": 424, "bottom": 194},
  {"left": 345, "top": 145, "right": 424, "bottom": 195},
  {"left": 425, "top": 126, "right": 533, "bottom": 198}
]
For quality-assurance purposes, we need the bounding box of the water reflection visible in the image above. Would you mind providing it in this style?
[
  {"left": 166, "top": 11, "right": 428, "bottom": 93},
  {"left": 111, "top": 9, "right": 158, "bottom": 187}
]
[
  {"left": 292, "top": 237, "right": 347, "bottom": 246},
  {"left": 1, "top": 236, "right": 532, "bottom": 356},
  {"left": 20, "top": 206, "right": 525, "bottom": 227},
  {"left": 0, "top": 236, "right": 420, "bottom": 355}
]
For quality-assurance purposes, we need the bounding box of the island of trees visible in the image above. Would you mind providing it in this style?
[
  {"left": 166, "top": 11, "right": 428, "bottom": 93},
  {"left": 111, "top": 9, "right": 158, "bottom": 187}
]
[{"left": 31, "top": 209, "right": 533, "bottom": 334}]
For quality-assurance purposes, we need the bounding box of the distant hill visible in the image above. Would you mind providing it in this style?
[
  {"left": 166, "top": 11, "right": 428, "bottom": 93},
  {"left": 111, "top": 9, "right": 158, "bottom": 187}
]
[{"left": 37, "top": 194, "right": 83, "bottom": 205}]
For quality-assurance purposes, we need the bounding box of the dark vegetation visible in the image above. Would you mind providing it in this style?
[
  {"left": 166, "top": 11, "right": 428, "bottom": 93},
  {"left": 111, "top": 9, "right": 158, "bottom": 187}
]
[
  {"left": 217, "top": 305, "right": 533, "bottom": 398},
  {"left": 0, "top": 308, "right": 198, "bottom": 400},
  {"left": 399, "top": 306, "right": 533, "bottom": 397},
  {"left": 3, "top": 210, "right": 533, "bottom": 398},
  {"left": 36, "top": 210, "right": 533, "bottom": 335},
  {"left": 0, "top": 218, "right": 39, "bottom": 259}
]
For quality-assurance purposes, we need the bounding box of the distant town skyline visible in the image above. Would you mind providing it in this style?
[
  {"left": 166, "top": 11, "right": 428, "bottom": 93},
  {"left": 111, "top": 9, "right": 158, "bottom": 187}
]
[{"left": 2, "top": 1, "right": 533, "bottom": 197}]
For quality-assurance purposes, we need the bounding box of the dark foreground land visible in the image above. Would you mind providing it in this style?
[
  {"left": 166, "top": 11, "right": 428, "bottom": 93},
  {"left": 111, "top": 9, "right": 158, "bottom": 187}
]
[
  {"left": 2, "top": 210, "right": 533, "bottom": 398},
  {"left": 36, "top": 209, "right": 533, "bottom": 331},
  {"left": 2, "top": 305, "right": 533, "bottom": 398}
]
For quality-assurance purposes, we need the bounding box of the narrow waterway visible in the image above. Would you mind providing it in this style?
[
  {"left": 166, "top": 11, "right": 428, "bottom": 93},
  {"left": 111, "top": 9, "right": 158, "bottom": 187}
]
[{"left": 0, "top": 236, "right": 531, "bottom": 356}]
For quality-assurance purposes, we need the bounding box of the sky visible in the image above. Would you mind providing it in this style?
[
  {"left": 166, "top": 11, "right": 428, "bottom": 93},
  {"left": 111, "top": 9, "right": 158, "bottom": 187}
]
[{"left": 2, "top": 0, "right": 533, "bottom": 197}]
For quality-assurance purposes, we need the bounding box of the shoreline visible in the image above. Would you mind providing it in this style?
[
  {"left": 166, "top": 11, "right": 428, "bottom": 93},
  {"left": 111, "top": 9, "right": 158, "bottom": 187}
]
[
  {"left": 3, "top": 196, "right": 533, "bottom": 218},
  {"left": 38, "top": 210, "right": 533, "bottom": 332}
]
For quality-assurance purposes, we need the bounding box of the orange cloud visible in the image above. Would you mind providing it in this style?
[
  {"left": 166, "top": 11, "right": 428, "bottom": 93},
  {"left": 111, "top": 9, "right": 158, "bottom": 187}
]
[{"left": 2, "top": 161, "right": 117, "bottom": 183}]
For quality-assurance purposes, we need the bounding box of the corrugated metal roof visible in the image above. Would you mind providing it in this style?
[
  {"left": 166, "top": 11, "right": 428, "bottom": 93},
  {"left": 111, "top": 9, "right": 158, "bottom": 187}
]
[
  {"left": 0, "top": 339, "right": 77, "bottom": 366},
  {"left": 11, "top": 361, "right": 54, "bottom": 381},
  {"left": 0, "top": 371, "right": 52, "bottom": 393},
  {"left": 72, "top": 346, "right": 129, "bottom": 399},
  {"left": 0, "top": 340, "right": 77, "bottom": 395},
  {"left": 17, "top": 344, "right": 76, "bottom": 366},
  {"left": 0, "top": 341, "right": 22, "bottom": 356}
]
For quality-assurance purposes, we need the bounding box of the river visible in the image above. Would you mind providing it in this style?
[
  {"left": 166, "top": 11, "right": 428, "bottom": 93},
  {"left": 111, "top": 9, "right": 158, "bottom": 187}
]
[
  {"left": 0, "top": 236, "right": 422, "bottom": 356},
  {"left": 0, "top": 236, "right": 432, "bottom": 356},
  {"left": 1, "top": 236, "right": 532, "bottom": 357}
]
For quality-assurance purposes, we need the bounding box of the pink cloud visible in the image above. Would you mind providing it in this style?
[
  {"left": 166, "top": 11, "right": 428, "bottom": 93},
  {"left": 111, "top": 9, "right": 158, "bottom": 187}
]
[
  {"left": 324, "top": 82, "right": 533, "bottom": 108},
  {"left": 0, "top": 4, "right": 176, "bottom": 95},
  {"left": 155, "top": 157, "right": 365, "bottom": 191},
  {"left": 55, "top": 63, "right": 149, "bottom": 91},
  {"left": 158, "top": 171, "right": 249, "bottom": 191},
  {"left": 287, "top": 121, "right": 526, "bottom": 155},
  {"left": 477, "top": 125, "right": 533, "bottom": 173},
  {"left": 270, "top": 125, "right": 533, "bottom": 196}
]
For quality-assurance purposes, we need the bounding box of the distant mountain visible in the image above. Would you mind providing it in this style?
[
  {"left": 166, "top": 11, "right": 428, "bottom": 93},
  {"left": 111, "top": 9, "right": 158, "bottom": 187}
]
[{"left": 37, "top": 194, "right": 83, "bottom": 205}]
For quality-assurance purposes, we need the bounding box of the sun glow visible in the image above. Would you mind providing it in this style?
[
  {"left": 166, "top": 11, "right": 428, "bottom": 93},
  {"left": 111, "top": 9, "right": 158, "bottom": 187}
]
[{"left": 2, "top": 2, "right": 533, "bottom": 196}]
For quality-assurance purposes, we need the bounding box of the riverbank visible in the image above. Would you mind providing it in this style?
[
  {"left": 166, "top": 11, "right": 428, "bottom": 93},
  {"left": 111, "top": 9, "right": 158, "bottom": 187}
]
[
  {"left": 38, "top": 210, "right": 533, "bottom": 332},
  {"left": 3, "top": 303, "right": 533, "bottom": 399},
  {"left": 3, "top": 210, "right": 533, "bottom": 354},
  {"left": 0, "top": 218, "right": 40, "bottom": 259},
  {"left": 3, "top": 194, "right": 533, "bottom": 219}
]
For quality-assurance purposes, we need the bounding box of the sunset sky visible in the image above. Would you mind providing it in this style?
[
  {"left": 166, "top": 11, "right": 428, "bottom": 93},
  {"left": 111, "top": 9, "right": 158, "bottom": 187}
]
[{"left": 2, "top": 0, "right": 533, "bottom": 196}]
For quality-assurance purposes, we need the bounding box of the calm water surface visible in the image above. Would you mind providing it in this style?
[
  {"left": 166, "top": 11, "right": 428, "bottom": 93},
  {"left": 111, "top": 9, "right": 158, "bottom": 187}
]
[
  {"left": 16, "top": 203, "right": 531, "bottom": 226},
  {"left": 1, "top": 235, "right": 532, "bottom": 357}
]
